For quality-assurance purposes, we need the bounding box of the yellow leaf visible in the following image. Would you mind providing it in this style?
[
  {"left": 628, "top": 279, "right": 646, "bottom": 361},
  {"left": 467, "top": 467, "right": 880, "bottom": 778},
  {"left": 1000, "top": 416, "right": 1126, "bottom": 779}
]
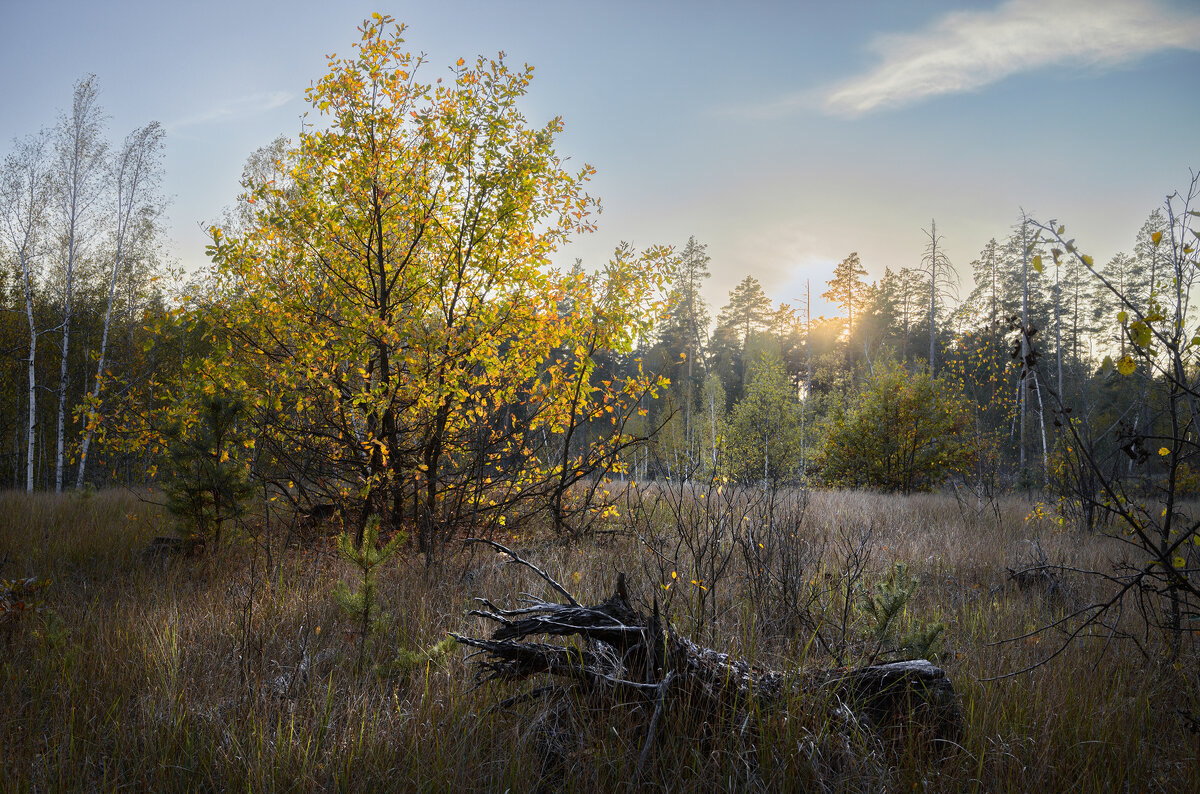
[
  {"left": 1173, "top": 556, "right": 1186, "bottom": 569},
  {"left": 1117, "top": 355, "right": 1136, "bottom": 376},
  {"left": 1031, "top": 255, "right": 1043, "bottom": 273},
  {"left": 1159, "top": 447, "right": 1170, "bottom": 456},
  {"left": 1152, "top": 231, "right": 1163, "bottom": 246},
  {"left": 1081, "top": 254, "right": 1094, "bottom": 266}
]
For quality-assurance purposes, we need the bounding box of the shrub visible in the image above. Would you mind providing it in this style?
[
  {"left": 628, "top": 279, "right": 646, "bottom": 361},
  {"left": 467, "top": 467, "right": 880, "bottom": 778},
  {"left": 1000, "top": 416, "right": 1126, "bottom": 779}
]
[{"left": 820, "top": 361, "right": 976, "bottom": 493}]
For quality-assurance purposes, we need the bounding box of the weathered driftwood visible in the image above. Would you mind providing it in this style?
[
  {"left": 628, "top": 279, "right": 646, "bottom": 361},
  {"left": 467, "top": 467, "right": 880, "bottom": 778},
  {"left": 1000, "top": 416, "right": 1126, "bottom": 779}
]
[{"left": 453, "top": 540, "right": 961, "bottom": 747}]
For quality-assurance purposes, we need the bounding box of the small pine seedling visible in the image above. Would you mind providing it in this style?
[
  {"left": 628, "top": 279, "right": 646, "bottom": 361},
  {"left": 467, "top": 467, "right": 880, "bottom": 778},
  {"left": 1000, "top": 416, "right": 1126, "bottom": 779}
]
[{"left": 333, "top": 515, "right": 404, "bottom": 672}]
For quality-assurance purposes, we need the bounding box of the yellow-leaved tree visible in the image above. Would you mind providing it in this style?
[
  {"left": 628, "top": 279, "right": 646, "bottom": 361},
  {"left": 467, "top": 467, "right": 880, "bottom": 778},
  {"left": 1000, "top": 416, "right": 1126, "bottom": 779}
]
[{"left": 183, "top": 15, "right": 673, "bottom": 551}]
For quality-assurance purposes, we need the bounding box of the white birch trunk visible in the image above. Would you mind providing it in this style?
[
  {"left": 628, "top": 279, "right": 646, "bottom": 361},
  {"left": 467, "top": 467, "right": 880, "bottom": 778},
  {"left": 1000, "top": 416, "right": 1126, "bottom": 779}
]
[
  {"left": 77, "top": 122, "right": 163, "bottom": 489},
  {"left": 26, "top": 329, "right": 37, "bottom": 492},
  {"left": 2, "top": 133, "right": 50, "bottom": 491},
  {"left": 53, "top": 75, "right": 106, "bottom": 492},
  {"left": 55, "top": 273, "right": 72, "bottom": 492}
]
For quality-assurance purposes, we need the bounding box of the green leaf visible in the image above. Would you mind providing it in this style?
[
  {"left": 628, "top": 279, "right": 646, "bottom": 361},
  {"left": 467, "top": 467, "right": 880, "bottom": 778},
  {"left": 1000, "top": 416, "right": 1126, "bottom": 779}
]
[
  {"left": 1117, "top": 310, "right": 1127, "bottom": 323},
  {"left": 1101, "top": 355, "right": 1114, "bottom": 372}
]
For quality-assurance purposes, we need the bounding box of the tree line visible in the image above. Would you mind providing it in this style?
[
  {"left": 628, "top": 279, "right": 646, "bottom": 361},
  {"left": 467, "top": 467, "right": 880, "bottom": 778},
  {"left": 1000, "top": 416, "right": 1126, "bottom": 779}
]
[
  {"left": 1, "top": 75, "right": 168, "bottom": 493},
  {"left": 638, "top": 198, "right": 1180, "bottom": 497},
  {"left": 1, "top": 17, "right": 1194, "bottom": 543}
]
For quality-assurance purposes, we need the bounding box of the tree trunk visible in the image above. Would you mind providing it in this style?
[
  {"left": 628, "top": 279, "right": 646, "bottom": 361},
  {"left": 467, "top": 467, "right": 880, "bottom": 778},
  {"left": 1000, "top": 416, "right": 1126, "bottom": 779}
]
[
  {"left": 929, "top": 224, "right": 937, "bottom": 376},
  {"left": 25, "top": 325, "right": 37, "bottom": 492},
  {"left": 55, "top": 288, "right": 72, "bottom": 492},
  {"left": 53, "top": 76, "right": 106, "bottom": 492},
  {"left": 76, "top": 239, "right": 118, "bottom": 490},
  {"left": 77, "top": 121, "right": 163, "bottom": 489},
  {"left": 1020, "top": 216, "right": 1030, "bottom": 473},
  {"left": 1055, "top": 257, "right": 1063, "bottom": 396}
]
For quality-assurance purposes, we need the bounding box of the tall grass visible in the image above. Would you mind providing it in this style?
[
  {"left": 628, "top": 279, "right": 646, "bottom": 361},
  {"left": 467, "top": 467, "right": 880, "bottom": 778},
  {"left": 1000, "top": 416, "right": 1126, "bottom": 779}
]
[{"left": 1, "top": 487, "right": 1196, "bottom": 791}]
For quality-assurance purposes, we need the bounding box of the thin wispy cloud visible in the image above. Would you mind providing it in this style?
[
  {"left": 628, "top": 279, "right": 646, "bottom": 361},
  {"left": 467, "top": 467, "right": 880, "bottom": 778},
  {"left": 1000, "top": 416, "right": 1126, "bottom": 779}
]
[
  {"left": 822, "top": 0, "right": 1200, "bottom": 117},
  {"left": 167, "top": 91, "right": 294, "bottom": 131}
]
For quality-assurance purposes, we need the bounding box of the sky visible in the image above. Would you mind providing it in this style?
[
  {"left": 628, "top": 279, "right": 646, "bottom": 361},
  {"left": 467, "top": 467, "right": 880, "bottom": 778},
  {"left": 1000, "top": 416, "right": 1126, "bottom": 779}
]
[{"left": 2, "top": 0, "right": 1198, "bottom": 318}]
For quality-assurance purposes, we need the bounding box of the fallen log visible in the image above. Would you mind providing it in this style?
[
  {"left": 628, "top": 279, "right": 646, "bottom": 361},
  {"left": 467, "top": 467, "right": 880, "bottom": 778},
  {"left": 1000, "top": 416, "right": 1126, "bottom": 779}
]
[{"left": 453, "top": 540, "right": 961, "bottom": 749}]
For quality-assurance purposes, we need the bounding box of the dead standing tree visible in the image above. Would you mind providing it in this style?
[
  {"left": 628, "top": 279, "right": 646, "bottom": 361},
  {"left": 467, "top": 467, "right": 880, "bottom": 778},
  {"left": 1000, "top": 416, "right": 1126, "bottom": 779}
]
[{"left": 453, "top": 540, "right": 961, "bottom": 768}]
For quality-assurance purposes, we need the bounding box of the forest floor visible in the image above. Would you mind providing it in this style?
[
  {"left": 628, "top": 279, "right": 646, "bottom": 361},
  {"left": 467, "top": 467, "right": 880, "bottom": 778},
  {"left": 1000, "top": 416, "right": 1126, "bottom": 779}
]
[{"left": 1, "top": 487, "right": 1197, "bottom": 792}]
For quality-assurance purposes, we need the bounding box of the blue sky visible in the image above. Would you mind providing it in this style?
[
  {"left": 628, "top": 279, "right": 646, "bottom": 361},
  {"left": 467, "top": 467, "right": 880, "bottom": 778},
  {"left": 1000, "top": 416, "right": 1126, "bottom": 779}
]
[{"left": 3, "top": 0, "right": 1198, "bottom": 317}]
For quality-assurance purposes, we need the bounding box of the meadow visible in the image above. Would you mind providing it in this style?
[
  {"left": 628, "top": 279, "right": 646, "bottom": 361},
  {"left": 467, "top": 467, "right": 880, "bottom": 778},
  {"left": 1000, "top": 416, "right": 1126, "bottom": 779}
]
[{"left": 1, "top": 487, "right": 1197, "bottom": 792}]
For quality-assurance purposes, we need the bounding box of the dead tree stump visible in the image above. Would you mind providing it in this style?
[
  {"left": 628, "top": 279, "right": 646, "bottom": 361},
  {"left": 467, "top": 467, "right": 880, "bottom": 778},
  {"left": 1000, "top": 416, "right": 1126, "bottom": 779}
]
[{"left": 453, "top": 540, "right": 962, "bottom": 753}]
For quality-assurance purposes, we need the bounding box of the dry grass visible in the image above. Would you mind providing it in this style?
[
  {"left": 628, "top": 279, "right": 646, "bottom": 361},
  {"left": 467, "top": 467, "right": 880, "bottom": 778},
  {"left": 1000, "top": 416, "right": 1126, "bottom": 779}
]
[{"left": 1, "top": 487, "right": 1197, "bottom": 792}]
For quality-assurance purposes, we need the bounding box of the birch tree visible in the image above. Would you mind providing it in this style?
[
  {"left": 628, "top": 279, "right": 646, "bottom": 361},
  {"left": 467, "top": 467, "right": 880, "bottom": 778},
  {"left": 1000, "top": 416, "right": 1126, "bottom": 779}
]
[
  {"left": 52, "top": 75, "right": 107, "bottom": 491},
  {"left": 1, "top": 133, "right": 52, "bottom": 491},
  {"left": 76, "top": 121, "right": 165, "bottom": 488}
]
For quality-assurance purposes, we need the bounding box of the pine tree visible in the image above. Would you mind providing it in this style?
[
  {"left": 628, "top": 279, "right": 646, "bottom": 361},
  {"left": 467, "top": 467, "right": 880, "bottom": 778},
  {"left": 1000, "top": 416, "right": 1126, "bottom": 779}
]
[
  {"left": 862, "top": 267, "right": 924, "bottom": 361},
  {"left": 162, "top": 395, "right": 253, "bottom": 549},
  {"left": 822, "top": 252, "right": 870, "bottom": 334},
  {"left": 711, "top": 275, "right": 773, "bottom": 400},
  {"left": 955, "top": 238, "right": 1003, "bottom": 335},
  {"left": 657, "top": 236, "right": 712, "bottom": 451},
  {"left": 333, "top": 514, "right": 404, "bottom": 672}
]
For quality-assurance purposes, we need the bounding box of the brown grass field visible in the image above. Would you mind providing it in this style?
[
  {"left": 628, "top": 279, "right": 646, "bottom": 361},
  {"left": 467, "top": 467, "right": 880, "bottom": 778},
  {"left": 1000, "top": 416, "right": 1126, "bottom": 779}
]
[{"left": 1, "top": 487, "right": 1197, "bottom": 792}]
